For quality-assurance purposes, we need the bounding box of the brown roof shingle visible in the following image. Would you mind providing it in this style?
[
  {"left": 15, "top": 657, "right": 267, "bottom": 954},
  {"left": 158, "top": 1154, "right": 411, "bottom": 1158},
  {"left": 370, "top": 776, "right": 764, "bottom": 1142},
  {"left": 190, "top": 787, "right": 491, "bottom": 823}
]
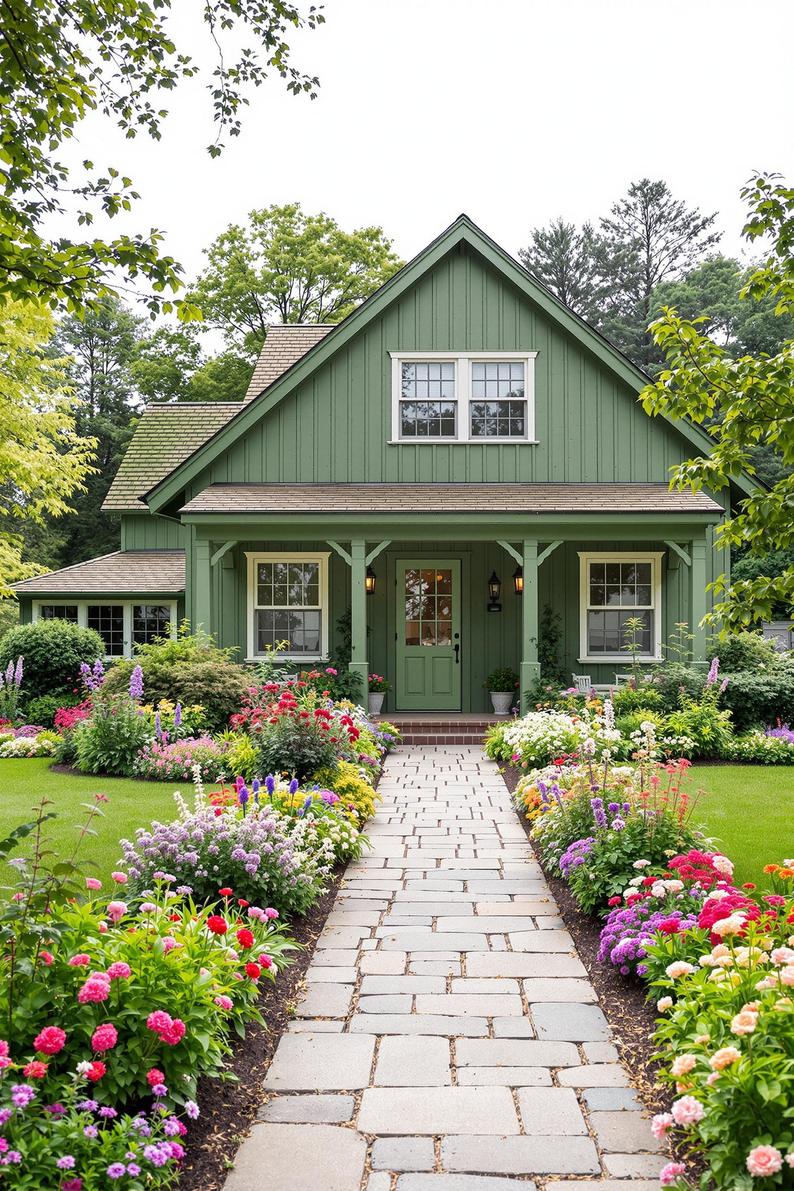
[
  {"left": 103, "top": 404, "right": 241, "bottom": 511},
  {"left": 244, "top": 325, "right": 334, "bottom": 402},
  {"left": 11, "top": 551, "right": 185, "bottom": 596},
  {"left": 180, "top": 483, "right": 723, "bottom": 516}
]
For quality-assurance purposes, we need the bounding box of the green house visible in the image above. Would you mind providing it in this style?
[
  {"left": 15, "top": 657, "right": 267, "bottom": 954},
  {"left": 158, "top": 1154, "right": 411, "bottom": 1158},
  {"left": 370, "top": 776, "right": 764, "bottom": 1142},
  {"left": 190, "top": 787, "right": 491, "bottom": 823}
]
[{"left": 13, "top": 216, "right": 751, "bottom": 712}]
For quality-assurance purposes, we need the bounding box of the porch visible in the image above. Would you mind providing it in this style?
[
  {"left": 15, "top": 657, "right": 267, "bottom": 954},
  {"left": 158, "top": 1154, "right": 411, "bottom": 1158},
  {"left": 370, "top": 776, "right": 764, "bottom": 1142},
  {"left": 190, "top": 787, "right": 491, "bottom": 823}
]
[{"left": 181, "top": 482, "right": 725, "bottom": 713}]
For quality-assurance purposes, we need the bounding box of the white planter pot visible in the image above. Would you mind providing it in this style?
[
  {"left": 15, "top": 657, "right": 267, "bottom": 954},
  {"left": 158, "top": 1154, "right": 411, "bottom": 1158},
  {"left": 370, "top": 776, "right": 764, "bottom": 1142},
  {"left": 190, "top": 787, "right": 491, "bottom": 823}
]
[
  {"left": 368, "top": 692, "right": 385, "bottom": 715},
  {"left": 490, "top": 691, "right": 514, "bottom": 716}
]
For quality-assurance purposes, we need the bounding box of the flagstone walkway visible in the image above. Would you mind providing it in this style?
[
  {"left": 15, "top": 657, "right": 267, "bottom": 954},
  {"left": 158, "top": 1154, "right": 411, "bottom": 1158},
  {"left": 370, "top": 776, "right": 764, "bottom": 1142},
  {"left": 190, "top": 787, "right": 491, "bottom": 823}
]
[{"left": 225, "top": 745, "right": 664, "bottom": 1191}]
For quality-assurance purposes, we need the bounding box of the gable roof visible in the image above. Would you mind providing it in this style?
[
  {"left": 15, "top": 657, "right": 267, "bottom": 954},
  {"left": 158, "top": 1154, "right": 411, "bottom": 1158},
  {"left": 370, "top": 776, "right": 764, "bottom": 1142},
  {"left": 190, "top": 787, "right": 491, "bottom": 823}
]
[
  {"left": 103, "top": 403, "right": 240, "bottom": 512},
  {"left": 244, "top": 325, "right": 333, "bottom": 401},
  {"left": 11, "top": 551, "right": 185, "bottom": 596},
  {"left": 145, "top": 214, "right": 757, "bottom": 512}
]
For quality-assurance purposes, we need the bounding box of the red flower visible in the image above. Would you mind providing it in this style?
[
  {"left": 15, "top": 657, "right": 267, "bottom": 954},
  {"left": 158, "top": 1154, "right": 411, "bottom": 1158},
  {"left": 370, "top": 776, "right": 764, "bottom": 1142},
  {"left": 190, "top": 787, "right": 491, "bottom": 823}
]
[
  {"left": 146, "top": 1068, "right": 165, "bottom": 1087},
  {"left": 86, "top": 1060, "right": 106, "bottom": 1082},
  {"left": 218, "top": 887, "right": 233, "bottom": 897},
  {"left": 245, "top": 962, "right": 261, "bottom": 980},
  {"left": 23, "top": 1060, "right": 48, "bottom": 1079},
  {"left": 235, "top": 928, "right": 255, "bottom": 950},
  {"left": 206, "top": 916, "right": 228, "bottom": 935},
  {"left": 607, "top": 896, "right": 622, "bottom": 906},
  {"left": 237, "top": 899, "right": 250, "bottom": 908},
  {"left": 658, "top": 918, "right": 683, "bottom": 934}
]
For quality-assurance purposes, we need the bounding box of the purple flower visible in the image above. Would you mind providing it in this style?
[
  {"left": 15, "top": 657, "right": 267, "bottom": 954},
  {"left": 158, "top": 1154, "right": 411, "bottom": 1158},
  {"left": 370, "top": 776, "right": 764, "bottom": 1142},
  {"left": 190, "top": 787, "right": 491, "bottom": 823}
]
[
  {"left": 610, "top": 817, "right": 626, "bottom": 831},
  {"left": 706, "top": 656, "right": 720, "bottom": 685},
  {"left": 252, "top": 777, "right": 260, "bottom": 804},
  {"left": 11, "top": 1083, "right": 36, "bottom": 1108},
  {"left": 560, "top": 837, "right": 595, "bottom": 877},
  {"left": 143, "top": 1142, "right": 171, "bottom": 1168},
  {"left": 265, "top": 774, "right": 276, "bottom": 795},
  {"left": 57, "top": 1156, "right": 76, "bottom": 1170},
  {"left": 173, "top": 702, "right": 182, "bottom": 730},
  {"left": 107, "top": 1164, "right": 126, "bottom": 1179},
  {"left": 184, "top": 1100, "right": 200, "bottom": 1120},
  {"left": 767, "top": 723, "right": 794, "bottom": 742},
  {"left": 590, "top": 798, "right": 607, "bottom": 829},
  {"left": 155, "top": 711, "right": 163, "bottom": 740},
  {"left": 13, "top": 656, "right": 23, "bottom": 688},
  {"left": 83, "top": 1125, "right": 98, "bottom": 1138},
  {"left": 289, "top": 778, "right": 299, "bottom": 794},
  {"left": 77, "top": 1099, "right": 98, "bottom": 1112},
  {"left": 129, "top": 664, "right": 144, "bottom": 700}
]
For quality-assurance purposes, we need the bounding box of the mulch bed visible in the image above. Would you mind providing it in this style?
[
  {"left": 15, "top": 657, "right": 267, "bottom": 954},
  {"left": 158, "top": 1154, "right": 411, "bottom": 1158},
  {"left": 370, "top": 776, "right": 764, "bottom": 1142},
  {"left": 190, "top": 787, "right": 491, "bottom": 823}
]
[{"left": 176, "top": 869, "right": 344, "bottom": 1191}]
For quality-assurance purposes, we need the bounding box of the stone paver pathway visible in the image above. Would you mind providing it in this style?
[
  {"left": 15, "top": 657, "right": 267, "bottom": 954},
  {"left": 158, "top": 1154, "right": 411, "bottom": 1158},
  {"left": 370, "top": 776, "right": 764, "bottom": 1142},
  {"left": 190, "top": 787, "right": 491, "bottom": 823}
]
[{"left": 225, "top": 745, "right": 663, "bottom": 1191}]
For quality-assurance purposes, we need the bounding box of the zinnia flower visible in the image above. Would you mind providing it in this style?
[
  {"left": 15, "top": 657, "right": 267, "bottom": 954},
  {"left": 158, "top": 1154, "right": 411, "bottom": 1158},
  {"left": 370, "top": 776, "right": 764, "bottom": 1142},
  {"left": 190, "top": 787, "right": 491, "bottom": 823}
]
[{"left": 206, "top": 915, "right": 228, "bottom": 936}]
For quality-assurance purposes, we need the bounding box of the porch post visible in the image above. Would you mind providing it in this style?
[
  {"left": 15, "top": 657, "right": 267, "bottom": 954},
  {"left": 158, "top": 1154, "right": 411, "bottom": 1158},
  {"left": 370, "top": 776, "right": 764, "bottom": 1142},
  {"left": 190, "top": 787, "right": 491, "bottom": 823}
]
[
  {"left": 690, "top": 535, "right": 708, "bottom": 664},
  {"left": 520, "top": 538, "right": 540, "bottom": 709},
  {"left": 348, "top": 538, "right": 369, "bottom": 693},
  {"left": 194, "top": 540, "right": 212, "bottom": 634}
]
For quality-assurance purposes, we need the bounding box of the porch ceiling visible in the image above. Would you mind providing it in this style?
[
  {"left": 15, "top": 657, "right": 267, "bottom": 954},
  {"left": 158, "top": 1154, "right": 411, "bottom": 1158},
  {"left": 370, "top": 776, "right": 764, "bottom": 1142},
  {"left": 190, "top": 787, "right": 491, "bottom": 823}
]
[{"left": 180, "top": 482, "right": 722, "bottom": 515}]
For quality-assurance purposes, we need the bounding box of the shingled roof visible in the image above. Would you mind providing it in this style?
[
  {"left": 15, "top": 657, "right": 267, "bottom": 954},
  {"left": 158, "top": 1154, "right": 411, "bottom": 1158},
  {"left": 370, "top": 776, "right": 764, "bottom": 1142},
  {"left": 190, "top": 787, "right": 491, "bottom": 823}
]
[
  {"left": 11, "top": 551, "right": 185, "bottom": 596},
  {"left": 244, "top": 325, "right": 334, "bottom": 401},
  {"left": 180, "top": 482, "right": 724, "bottom": 516},
  {"left": 103, "top": 404, "right": 240, "bottom": 512}
]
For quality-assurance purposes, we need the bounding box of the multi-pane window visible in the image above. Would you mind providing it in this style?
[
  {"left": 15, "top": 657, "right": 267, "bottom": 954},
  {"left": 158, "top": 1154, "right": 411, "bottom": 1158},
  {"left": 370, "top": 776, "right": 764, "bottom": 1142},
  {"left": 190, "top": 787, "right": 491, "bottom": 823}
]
[
  {"left": 399, "top": 362, "right": 456, "bottom": 437},
  {"left": 38, "top": 605, "right": 79, "bottom": 621},
  {"left": 470, "top": 361, "right": 526, "bottom": 437},
  {"left": 132, "top": 604, "right": 172, "bottom": 646},
  {"left": 87, "top": 605, "right": 125, "bottom": 656},
  {"left": 251, "top": 558, "right": 325, "bottom": 657},
  {"left": 583, "top": 557, "right": 658, "bottom": 657}
]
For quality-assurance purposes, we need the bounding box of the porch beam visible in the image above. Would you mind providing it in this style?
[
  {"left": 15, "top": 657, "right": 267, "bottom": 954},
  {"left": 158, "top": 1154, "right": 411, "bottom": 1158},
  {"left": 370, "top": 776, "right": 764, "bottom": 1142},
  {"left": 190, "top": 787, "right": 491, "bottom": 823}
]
[
  {"left": 365, "top": 539, "right": 391, "bottom": 567},
  {"left": 210, "top": 539, "right": 237, "bottom": 568},
  {"left": 690, "top": 535, "right": 708, "bottom": 663},
  {"left": 520, "top": 539, "right": 540, "bottom": 710},
  {"left": 348, "top": 538, "right": 368, "bottom": 692},
  {"left": 496, "top": 539, "right": 523, "bottom": 566},
  {"left": 326, "top": 539, "right": 353, "bottom": 567},
  {"left": 193, "top": 540, "right": 212, "bottom": 634},
  {"left": 664, "top": 540, "right": 691, "bottom": 567},
  {"left": 537, "top": 539, "right": 563, "bottom": 567}
]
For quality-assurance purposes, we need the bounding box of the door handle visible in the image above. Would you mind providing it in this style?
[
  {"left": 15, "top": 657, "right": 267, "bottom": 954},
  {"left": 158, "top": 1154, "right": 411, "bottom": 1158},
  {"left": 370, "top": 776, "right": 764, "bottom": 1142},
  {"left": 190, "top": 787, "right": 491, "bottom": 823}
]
[{"left": 454, "top": 642, "right": 460, "bottom": 665}]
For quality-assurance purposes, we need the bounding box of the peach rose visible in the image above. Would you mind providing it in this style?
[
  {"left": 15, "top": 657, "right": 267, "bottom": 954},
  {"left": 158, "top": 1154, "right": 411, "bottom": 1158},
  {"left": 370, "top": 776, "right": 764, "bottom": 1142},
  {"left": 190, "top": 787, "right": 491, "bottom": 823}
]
[{"left": 709, "top": 1046, "right": 741, "bottom": 1070}]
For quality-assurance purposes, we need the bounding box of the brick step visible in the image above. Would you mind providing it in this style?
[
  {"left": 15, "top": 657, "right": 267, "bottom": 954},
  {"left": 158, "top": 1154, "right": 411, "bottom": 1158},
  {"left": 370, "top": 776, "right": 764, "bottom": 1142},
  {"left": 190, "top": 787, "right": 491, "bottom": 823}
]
[{"left": 400, "top": 734, "right": 488, "bottom": 745}]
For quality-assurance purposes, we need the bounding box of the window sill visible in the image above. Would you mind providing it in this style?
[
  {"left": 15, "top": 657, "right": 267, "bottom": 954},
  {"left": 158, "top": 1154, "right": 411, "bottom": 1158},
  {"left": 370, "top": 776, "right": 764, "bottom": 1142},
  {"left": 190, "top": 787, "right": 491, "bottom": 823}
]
[
  {"left": 387, "top": 439, "right": 540, "bottom": 446},
  {"left": 576, "top": 656, "right": 663, "bottom": 665}
]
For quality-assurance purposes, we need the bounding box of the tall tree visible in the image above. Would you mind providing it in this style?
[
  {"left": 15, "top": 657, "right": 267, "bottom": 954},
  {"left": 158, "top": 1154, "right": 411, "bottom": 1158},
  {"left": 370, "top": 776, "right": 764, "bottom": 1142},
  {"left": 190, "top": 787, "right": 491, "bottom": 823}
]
[
  {"left": 597, "top": 179, "right": 720, "bottom": 368},
  {"left": 518, "top": 218, "right": 609, "bottom": 324},
  {"left": 189, "top": 203, "right": 404, "bottom": 358},
  {"left": 131, "top": 327, "right": 252, "bottom": 403},
  {"left": 641, "top": 173, "right": 794, "bottom": 626},
  {"left": 0, "top": 301, "right": 96, "bottom": 593},
  {"left": 50, "top": 298, "right": 144, "bottom": 562},
  {"left": 0, "top": 0, "right": 323, "bottom": 315}
]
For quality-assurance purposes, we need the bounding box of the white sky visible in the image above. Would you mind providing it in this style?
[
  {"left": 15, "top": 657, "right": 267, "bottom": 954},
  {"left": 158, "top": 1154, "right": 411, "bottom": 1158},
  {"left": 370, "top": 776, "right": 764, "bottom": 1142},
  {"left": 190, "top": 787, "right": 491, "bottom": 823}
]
[{"left": 64, "top": 0, "right": 794, "bottom": 292}]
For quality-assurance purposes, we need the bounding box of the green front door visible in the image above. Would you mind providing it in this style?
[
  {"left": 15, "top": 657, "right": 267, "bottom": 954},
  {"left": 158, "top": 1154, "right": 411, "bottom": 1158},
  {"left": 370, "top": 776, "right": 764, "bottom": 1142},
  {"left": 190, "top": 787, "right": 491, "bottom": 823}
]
[{"left": 396, "top": 559, "right": 461, "bottom": 710}]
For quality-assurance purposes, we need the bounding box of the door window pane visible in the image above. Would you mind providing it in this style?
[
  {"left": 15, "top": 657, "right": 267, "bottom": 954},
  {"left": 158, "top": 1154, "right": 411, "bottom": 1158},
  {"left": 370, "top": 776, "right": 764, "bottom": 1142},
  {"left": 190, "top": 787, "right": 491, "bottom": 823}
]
[
  {"left": 87, "top": 605, "right": 125, "bottom": 656},
  {"left": 38, "top": 605, "right": 78, "bottom": 621},
  {"left": 404, "top": 567, "right": 454, "bottom": 647},
  {"left": 132, "top": 605, "right": 172, "bottom": 645}
]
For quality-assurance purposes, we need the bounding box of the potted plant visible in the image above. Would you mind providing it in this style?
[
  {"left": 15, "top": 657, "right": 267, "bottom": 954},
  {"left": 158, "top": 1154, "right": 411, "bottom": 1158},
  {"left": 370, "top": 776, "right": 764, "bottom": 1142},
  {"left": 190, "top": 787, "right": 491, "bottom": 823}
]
[
  {"left": 485, "top": 667, "right": 519, "bottom": 715},
  {"left": 368, "top": 673, "right": 390, "bottom": 715}
]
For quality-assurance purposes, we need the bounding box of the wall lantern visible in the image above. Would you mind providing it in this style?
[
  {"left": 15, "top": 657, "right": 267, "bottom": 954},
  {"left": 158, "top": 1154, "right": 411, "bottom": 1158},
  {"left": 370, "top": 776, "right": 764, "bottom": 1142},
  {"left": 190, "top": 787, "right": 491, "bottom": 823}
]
[
  {"left": 365, "top": 565, "right": 377, "bottom": 595},
  {"left": 487, "top": 570, "right": 502, "bottom": 613},
  {"left": 513, "top": 565, "right": 524, "bottom": 595}
]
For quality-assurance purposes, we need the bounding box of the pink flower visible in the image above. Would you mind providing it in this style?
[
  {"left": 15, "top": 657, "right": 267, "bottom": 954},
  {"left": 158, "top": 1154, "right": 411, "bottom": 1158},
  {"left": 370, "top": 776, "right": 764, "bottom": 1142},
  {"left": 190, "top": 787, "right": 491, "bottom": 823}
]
[
  {"left": 671, "top": 1095, "right": 705, "bottom": 1126},
  {"left": 659, "top": 1162, "right": 686, "bottom": 1185},
  {"left": 146, "top": 1011, "right": 173, "bottom": 1035},
  {"left": 91, "top": 1024, "right": 118, "bottom": 1052},
  {"left": 214, "top": 995, "right": 233, "bottom": 1010},
  {"left": 68, "top": 954, "right": 91, "bottom": 967},
  {"left": 710, "top": 1046, "right": 741, "bottom": 1071},
  {"left": 259, "top": 954, "right": 273, "bottom": 969},
  {"left": 34, "top": 1026, "right": 67, "bottom": 1055},
  {"left": 731, "top": 1009, "right": 758, "bottom": 1036},
  {"left": 97, "top": 921, "right": 108, "bottom": 934},
  {"left": 247, "top": 907, "right": 266, "bottom": 921},
  {"left": 39, "top": 951, "right": 54, "bottom": 966},
  {"left": 746, "top": 1146, "right": 783, "bottom": 1178},
  {"left": 106, "top": 901, "right": 127, "bottom": 923},
  {"left": 161, "top": 1019, "right": 185, "bottom": 1046},
  {"left": 106, "top": 962, "right": 131, "bottom": 981},
  {"left": 651, "top": 1112, "right": 674, "bottom": 1140},
  {"left": 110, "top": 872, "right": 128, "bottom": 884},
  {"left": 771, "top": 947, "right": 794, "bottom": 965},
  {"left": 77, "top": 974, "right": 111, "bottom": 1004},
  {"left": 264, "top": 908, "right": 279, "bottom": 920},
  {"left": 161, "top": 936, "right": 178, "bottom": 953},
  {"left": 85, "top": 878, "right": 102, "bottom": 891},
  {"left": 665, "top": 961, "right": 695, "bottom": 979},
  {"left": 671, "top": 1054, "right": 696, "bottom": 1077}
]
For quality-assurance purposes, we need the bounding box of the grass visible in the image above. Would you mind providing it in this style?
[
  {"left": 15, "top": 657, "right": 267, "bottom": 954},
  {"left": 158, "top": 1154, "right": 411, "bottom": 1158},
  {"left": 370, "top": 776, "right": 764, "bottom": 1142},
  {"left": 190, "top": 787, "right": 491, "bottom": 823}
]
[
  {"left": 0, "top": 758, "right": 181, "bottom": 882},
  {"left": 690, "top": 764, "right": 794, "bottom": 885}
]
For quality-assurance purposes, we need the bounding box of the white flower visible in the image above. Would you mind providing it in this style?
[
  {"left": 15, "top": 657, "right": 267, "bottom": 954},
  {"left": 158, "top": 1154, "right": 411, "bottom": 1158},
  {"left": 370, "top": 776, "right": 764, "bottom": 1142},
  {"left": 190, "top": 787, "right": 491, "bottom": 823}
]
[{"left": 633, "top": 859, "right": 651, "bottom": 869}]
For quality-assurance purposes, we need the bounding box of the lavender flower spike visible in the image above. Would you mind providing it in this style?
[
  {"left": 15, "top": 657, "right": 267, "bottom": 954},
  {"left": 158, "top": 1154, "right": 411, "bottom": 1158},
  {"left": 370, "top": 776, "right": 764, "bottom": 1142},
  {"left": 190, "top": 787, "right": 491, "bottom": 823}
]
[
  {"left": 129, "top": 664, "right": 144, "bottom": 701},
  {"left": 173, "top": 702, "right": 182, "bottom": 730},
  {"left": 13, "top": 657, "right": 23, "bottom": 688},
  {"left": 706, "top": 656, "right": 720, "bottom": 685},
  {"left": 154, "top": 711, "right": 162, "bottom": 740}
]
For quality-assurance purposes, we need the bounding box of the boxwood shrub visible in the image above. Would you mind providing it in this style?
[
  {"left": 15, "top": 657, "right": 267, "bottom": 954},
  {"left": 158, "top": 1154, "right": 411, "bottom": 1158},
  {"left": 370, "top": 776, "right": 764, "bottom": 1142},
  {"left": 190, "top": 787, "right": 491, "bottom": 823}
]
[
  {"left": 719, "top": 669, "right": 794, "bottom": 731},
  {"left": 0, "top": 619, "right": 105, "bottom": 703}
]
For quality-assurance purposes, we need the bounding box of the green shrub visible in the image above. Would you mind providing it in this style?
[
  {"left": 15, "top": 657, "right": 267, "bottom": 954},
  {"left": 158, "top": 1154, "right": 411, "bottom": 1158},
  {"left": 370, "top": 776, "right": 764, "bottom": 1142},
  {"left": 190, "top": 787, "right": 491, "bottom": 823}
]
[
  {"left": 256, "top": 711, "right": 339, "bottom": 781},
  {"left": 708, "top": 629, "right": 784, "bottom": 672},
  {"left": 719, "top": 669, "right": 794, "bottom": 731},
  {"left": 615, "top": 708, "right": 666, "bottom": 740},
  {"left": 72, "top": 695, "right": 153, "bottom": 775},
  {"left": 22, "top": 690, "right": 79, "bottom": 728},
  {"left": 664, "top": 697, "right": 734, "bottom": 758},
  {"left": 651, "top": 662, "right": 709, "bottom": 712},
  {"left": 219, "top": 731, "right": 259, "bottom": 780},
  {"left": 611, "top": 684, "right": 662, "bottom": 715},
  {"left": 101, "top": 630, "right": 249, "bottom": 731},
  {"left": 0, "top": 619, "right": 104, "bottom": 703}
]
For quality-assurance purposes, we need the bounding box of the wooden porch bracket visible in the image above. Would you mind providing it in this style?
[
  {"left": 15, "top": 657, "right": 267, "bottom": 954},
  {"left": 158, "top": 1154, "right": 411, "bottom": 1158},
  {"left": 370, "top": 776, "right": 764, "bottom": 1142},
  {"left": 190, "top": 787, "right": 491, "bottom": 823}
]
[
  {"left": 210, "top": 540, "right": 237, "bottom": 568},
  {"left": 365, "top": 540, "right": 392, "bottom": 566},
  {"left": 496, "top": 539, "right": 523, "bottom": 565},
  {"left": 326, "top": 540, "right": 353, "bottom": 567},
  {"left": 664, "top": 540, "right": 691, "bottom": 567},
  {"left": 537, "top": 540, "right": 563, "bottom": 567}
]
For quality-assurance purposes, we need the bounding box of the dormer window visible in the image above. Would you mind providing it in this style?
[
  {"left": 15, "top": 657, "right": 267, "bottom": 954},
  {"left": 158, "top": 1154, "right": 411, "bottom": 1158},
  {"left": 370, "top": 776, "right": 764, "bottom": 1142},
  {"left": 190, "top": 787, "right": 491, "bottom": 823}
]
[{"left": 390, "top": 352, "right": 537, "bottom": 443}]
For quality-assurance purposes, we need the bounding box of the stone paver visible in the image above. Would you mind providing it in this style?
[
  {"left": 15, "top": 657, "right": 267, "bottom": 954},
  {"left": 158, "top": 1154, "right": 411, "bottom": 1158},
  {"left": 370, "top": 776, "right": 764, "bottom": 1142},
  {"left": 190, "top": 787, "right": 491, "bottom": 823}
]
[{"left": 225, "top": 745, "right": 667, "bottom": 1189}]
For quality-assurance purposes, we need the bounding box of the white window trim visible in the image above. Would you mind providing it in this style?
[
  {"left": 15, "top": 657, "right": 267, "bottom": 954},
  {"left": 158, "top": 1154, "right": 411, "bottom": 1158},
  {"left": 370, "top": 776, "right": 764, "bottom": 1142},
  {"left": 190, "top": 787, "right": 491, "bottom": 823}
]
[
  {"left": 389, "top": 351, "right": 538, "bottom": 444},
  {"left": 245, "top": 551, "right": 330, "bottom": 663},
  {"left": 577, "top": 551, "right": 665, "bottom": 664},
  {"left": 31, "top": 600, "right": 178, "bottom": 660}
]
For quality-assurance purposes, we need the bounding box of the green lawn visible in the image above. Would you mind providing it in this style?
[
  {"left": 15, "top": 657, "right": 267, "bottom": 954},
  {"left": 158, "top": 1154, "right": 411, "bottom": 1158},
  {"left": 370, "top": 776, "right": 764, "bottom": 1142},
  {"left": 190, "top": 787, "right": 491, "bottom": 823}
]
[
  {"left": 690, "top": 764, "right": 794, "bottom": 885},
  {"left": 0, "top": 759, "right": 181, "bottom": 882}
]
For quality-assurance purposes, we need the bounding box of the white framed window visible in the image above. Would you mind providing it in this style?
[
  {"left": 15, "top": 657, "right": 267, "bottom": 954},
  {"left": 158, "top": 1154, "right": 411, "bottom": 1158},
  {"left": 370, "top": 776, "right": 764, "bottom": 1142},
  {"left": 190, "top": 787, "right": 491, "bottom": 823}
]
[
  {"left": 246, "top": 552, "right": 330, "bottom": 661},
  {"left": 390, "top": 351, "right": 537, "bottom": 443},
  {"left": 32, "top": 601, "right": 178, "bottom": 659},
  {"left": 578, "top": 552, "right": 664, "bottom": 663}
]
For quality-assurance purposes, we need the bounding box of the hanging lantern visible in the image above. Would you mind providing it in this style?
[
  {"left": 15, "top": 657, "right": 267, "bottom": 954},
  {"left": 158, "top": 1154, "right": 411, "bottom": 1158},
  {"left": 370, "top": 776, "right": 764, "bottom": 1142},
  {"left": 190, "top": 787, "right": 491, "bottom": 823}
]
[
  {"left": 513, "top": 565, "right": 524, "bottom": 595},
  {"left": 487, "top": 570, "right": 502, "bottom": 612},
  {"left": 365, "top": 565, "right": 377, "bottom": 595}
]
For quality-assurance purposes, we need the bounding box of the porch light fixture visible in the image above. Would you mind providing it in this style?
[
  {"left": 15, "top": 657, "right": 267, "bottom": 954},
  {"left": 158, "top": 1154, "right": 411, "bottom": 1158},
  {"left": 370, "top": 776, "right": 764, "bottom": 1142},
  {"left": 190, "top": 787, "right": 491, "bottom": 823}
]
[
  {"left": 513, "top": 565, "right": 524, "bottom": 595},
  {"left": 365, "top": 565, "right": 377, "bottom": 595},
  {"left": 487, "top": 570, "right": 502, "bottom": 613}
]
